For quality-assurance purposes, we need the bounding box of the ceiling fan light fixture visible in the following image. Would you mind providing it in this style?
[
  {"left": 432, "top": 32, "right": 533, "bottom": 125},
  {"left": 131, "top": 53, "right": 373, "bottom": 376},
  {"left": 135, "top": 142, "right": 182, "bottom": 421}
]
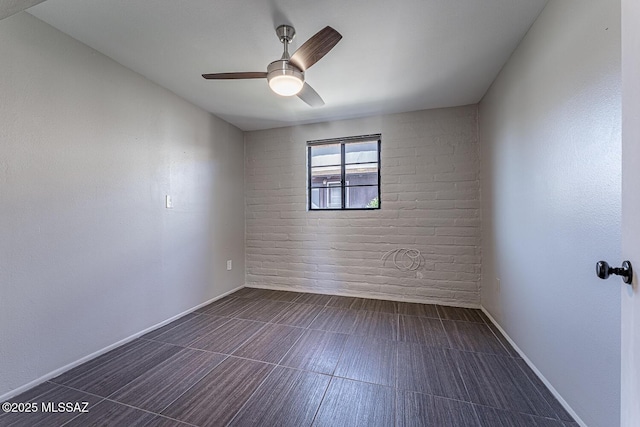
[
  {"left": 202, "top": 25, "right": 341, "bottom": 107},
  {"left": 269, "top": 75, "right": 304, "bottom": 96},
  {"left": 267, "top": 60, "right": 304, "bottom": 96}
]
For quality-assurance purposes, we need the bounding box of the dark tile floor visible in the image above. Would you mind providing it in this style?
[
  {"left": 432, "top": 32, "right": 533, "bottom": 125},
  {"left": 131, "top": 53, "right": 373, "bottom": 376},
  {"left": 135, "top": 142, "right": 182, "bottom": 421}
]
[{"left": 1, "top": 288, "right": 579, "bottom": 426}]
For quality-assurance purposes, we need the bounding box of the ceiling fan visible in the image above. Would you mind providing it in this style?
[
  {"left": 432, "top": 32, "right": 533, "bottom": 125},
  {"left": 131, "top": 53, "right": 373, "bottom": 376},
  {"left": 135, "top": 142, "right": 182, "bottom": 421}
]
[{"left": 202, "top": 25, "right": 342, "bottom": 107}]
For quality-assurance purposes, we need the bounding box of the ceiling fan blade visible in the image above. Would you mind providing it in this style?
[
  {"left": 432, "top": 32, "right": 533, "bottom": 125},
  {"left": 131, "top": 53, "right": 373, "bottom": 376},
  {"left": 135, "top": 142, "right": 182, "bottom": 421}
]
[
  {"left": 289, "top": 26, "right": 342, "bottom": 71},
  {"left": 202, "top": 72, "right": 267, "bottom": 80},
  {"left": 297, "top": 82, "right": 325, "bottom": 107}
]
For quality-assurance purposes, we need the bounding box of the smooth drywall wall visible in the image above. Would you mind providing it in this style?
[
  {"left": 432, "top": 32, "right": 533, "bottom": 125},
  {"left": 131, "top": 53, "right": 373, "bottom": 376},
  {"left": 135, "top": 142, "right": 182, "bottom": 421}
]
[
  {"left": 621, "top": 0, "right": 640, "bottom": 424},
  {"left": 479, "top": 0, "right": 620, "bottom": 425},
  {"left": 245, "top": 106, "right": 481, "bottom": 305},
  {"left": 0, "top": 13, "right": 245, "bottom": 397}
]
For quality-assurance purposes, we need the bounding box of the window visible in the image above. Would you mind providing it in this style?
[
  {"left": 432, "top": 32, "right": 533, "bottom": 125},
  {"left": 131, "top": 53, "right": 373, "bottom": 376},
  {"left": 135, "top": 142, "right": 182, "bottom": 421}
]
[{"left": 308, "top": 134, "right": 381, "bottom": 210}]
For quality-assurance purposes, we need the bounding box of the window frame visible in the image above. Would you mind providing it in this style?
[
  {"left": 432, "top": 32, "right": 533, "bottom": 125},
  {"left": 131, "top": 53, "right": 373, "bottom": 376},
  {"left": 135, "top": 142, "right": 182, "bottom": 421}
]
[{"left": 307, "top": 134, "right": 381, "bottom": 211}]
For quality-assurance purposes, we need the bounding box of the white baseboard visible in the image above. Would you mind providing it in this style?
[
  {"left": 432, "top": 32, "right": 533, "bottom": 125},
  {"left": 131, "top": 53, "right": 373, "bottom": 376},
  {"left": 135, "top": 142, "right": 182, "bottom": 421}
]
[
  {"left": 0, "top": 285, "right": 243, "bottom": 402},
  {"left": 480, "top": 307, "right": 586, "bottom": 427}
]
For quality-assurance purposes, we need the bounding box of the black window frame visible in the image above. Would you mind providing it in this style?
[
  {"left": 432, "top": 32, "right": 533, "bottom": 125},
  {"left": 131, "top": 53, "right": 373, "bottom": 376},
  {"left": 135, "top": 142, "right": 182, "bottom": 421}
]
[{"left": 307, "top": 134, "right": 381, "bottom": 211}]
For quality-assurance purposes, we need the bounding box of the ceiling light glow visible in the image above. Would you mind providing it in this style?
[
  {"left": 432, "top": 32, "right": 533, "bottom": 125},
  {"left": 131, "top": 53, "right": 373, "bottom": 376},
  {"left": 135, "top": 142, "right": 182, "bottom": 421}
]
[
  {"left": 267, "top": 59, "right": 304, "bottom": 97},
  {"left": 269, "top": 75, "right": 304, "bottom": 96}
]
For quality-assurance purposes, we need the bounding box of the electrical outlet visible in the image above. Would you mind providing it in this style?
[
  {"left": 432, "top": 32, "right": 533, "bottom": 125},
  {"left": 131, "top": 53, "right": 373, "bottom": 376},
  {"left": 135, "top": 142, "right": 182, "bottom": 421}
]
[
  {"left": 165, "top": 195, "right": 173, "bottom": 209},
  {"left": 226, "top": 260, "right": 232, "bottom": 271},
  {"left": 496, "top": 278, "right": 501, "bottom": 292}
]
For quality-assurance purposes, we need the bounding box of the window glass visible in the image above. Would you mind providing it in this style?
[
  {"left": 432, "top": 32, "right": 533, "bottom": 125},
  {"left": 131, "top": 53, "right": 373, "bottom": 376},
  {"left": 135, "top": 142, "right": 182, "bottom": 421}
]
[
  {"left": 345, "top": 163, "right": 378, "bottom": 186},
  {"left": 345, "top": 141, "right": 378, "bottom": 164},
  {"left": 345, "top": 186, "right": 379, "bottom": 209},
  {"left": 308, "top": 136, "right": 380, "bottom": 210},
  {"left": 310, "top": 143, "right": 341, "bottom": 167},
  {"left": 310, "top": 166, "right": 341, "bottom": 188}
]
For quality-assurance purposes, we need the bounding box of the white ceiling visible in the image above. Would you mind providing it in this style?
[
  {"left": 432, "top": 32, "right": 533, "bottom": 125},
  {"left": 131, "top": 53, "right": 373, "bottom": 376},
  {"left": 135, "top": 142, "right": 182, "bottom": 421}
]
[
  {"left": 28, "top": 0, "right": 547, "bottom": 131},
  {"left": 0, "top": 0, "right": 47, "bottom": 20}
]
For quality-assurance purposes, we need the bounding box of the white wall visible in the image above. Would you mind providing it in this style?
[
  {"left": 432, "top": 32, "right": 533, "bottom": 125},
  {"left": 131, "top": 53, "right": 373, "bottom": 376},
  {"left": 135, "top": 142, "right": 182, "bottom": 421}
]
[
  {"left": 479, "top": 0, "right": 621, "bottom": 426},
  {"left": 621, "top": 0, "right": 640, "bottom": 424},
  {"left": 245, "top": 106, "right": 481, "bottom": 306},
  {"left": 0, "top": 13, "right": 245, "bottom": 398}
]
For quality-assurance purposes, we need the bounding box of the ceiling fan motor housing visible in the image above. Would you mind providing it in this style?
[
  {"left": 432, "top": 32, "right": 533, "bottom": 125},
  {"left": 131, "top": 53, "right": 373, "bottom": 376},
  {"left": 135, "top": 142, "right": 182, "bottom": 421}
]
[
  {"left": 276, "top": 25, "right": 296, "bottom": 43},
  {"left": 267, "top": 60, "right": 304, "bottom": 96}
]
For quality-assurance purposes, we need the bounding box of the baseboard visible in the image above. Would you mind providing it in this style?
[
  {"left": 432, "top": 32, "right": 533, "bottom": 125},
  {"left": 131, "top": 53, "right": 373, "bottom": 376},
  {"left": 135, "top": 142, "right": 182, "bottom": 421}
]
[
  {"left": 0, "top": 285, "right": 243, "bottom": 402},
  {"left": 480, "top": 307, "right": 587, "bottom": 427},
  {"left": 245, "top": 284, "right": 481, "bottom": 309}
]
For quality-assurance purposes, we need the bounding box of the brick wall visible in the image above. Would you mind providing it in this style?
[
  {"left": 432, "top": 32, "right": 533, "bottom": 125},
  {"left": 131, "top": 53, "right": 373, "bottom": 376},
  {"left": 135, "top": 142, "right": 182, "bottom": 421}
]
[{"left": 244, "top": 105, "right": 481, "bottom": 306}]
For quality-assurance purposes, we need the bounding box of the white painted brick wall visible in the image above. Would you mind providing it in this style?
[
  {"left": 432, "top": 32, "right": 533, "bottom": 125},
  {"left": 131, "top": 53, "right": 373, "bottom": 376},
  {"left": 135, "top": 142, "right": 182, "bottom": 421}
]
[{"left": 244, "top": 105, "right": 481, "bottom": 306}]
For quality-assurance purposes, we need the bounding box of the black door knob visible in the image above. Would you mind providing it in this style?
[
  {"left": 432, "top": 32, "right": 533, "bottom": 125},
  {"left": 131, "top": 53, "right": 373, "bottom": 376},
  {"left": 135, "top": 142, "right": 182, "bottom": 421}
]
[{"left": 596, "top": 260, "right": 633, "bottom": 285}]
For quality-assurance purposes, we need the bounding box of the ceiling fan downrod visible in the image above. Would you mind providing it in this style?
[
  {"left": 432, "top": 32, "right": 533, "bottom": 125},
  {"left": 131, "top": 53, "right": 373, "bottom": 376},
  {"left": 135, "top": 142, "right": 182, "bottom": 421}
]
[
  {"left": 268, "top": 25, "right": 304, "bottom": 96},
  {"left": 276, "top": 24, "right": 296, "bottom": 60}
]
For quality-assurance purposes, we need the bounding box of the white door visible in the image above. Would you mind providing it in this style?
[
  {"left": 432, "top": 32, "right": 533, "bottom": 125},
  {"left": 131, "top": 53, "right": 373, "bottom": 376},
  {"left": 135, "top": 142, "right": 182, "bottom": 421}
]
[{"left": 621, "top": 0, "right": 640, "bottom": 425}]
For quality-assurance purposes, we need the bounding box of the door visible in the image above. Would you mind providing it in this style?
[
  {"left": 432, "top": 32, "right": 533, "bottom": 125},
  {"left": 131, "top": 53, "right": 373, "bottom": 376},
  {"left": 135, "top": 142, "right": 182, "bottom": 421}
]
[{"left": 621, "top": 0, "right": 640, "bottom": 425}]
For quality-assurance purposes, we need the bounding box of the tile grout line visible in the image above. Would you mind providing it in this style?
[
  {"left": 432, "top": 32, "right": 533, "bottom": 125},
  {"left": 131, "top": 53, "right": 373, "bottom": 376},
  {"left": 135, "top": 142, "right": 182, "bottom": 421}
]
[
  {"left": 484, "top": 320, "right": 518, "bottom": 358},
  {"left": 393, "top": 308, "right": 399, "bottom": 427},
  {"left": 206, "top": 296, "right": 566, "bottom": 424},
  {"left": 323, "top": 318, "right": 353, "bottom": 378},
  {"left": 143, "top": 312, "right": 203, "bottom": 341},
  {"left": 187, "top": 320, "right": 270, "bottom": 358},
  {"left": 82, "top": 395, "right": 201, "bottom": 427},
  {"left": 308, "top": 375, "right": 337, "bottom": 427},
  {"left": 153, "top": 315, "right": 236, "bottom": 349},
  {"left": 223, "top": 363, "right": 280, "bottom": 427},
  {"left": 454, "top": 349, "right": 562, "bottom": 422},
  {"left": 271, "top": 324, "right": 312, "bottom": 368},
  {"left": 99, "top": 339, "right": 227, "bottom": 401},
  {"left": 510, "top": 357, "right": 567, "bottom": 423},
  {"left": 395, "top": 315, "right": 400, "bottom": 427},
  {"left": 145, "top": 320, "right": 275, "bottom": 425},
  {"left": 443, "top": 343, "right": 486, "bottom": 426},
  {"left": 48, "top": 340, "right": 186, "bottom": 407},
  {"left": 301, "top": 304, "right": 326, "bottom": 329},
  {"left": 19, "top": 290, "right": 571, "bottom": 426},
  {"left": 267, "top": 302, "right": 325, "bottom": 329},
  {"left": 476, "top": 314, "right": 567, "bottom": 422},
  {"left": 155, "top": 353, "right": 285, "bottom": 426},
  {"left": 112, "top": 352, "right": 231, "bottom": 421},
  {"left": 47, "top": 339, "right": 155, "bottom": 389},
  {"left": 51, "top": 383, "right": 108, "bottom": 427},
  {"left": 435, "top": 306, "right": 484, "bottom": 425}
]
